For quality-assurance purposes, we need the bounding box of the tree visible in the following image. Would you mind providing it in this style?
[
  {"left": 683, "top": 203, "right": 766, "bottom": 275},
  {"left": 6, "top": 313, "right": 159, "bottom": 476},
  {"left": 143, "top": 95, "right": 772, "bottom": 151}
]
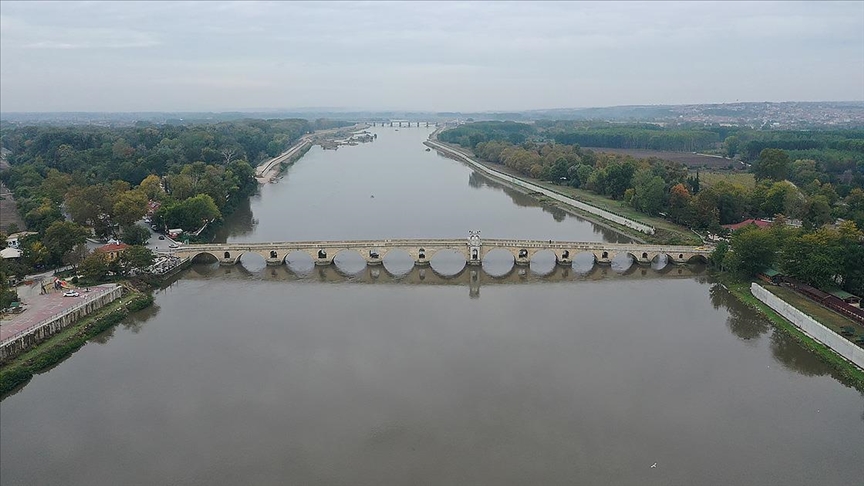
[
  {"left": 114, "top": 245, "right": 154, "bottom": 276},
  {"left": 668, "top": 183, "right": 692, "bottom": 225},
  {"left": 23, "top": 240, "right": 49, "bottom": 267},
  {"left": 138, "top": 174, "right": 165, "bottom": 201},
  {"left": 753, "top": 148, "right": 791, "bottom": 182},
  {"left": 153, "top": 193, "right": 221, "bottom": 231},
  {"left": 63, "top": 243, "right": 89, "bottom": 270},
  {"left": 723, "top": 136, "right": 740, "bottom": 158},
  {"left": 630, "top": 170, "right": 666, "bottom": 216},
  {"left": 23, "top": 199, "right": 64, "bottom": 233},
  {"left": 42, "top": 221, "right": 89, "bottom": 265},
  {"left": 727, "top": 226, "right": 778, "bottom": 277},
  {"left": 780, "top": 228, "right": 842, "bottom": 288},
  {"left": 80, "top": 253, "right": 109, "bottom": 282},
  {"left": 802, "top": 195, "right": 833, "bottom": 230},
  {"left": 120, "top": 224, "right": 151, "bottom": 246},
  {"left": 112, "top": 189, "right": 149, "bottom": 227},
  {"left": 709, "top": 241, "right": 729, "bottom": 270},
  {"left": 604, "top": 161, "right": 636, "bottom": 199},
  {"left": 836, "top": 221, "right": 864, "bottom": 295}
]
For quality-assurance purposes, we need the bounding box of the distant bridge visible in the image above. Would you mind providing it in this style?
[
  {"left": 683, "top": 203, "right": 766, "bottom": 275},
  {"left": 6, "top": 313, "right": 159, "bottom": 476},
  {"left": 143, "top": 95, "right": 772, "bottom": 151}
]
[
  {"left": 370, "top": 120, "right": 438, "bottom": 127},
  {"left": 169, "top": 234, "right": 712, "bottom": 268}
]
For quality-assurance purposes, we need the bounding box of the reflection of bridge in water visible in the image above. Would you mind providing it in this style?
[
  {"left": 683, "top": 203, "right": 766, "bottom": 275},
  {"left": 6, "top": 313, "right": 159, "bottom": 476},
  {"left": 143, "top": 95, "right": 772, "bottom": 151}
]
[
  {"left": 172, "top": 235, "right": 712, "bottom": 268},
  {"left": 182, "top": 259, "right": 708, "bottom": 299}
]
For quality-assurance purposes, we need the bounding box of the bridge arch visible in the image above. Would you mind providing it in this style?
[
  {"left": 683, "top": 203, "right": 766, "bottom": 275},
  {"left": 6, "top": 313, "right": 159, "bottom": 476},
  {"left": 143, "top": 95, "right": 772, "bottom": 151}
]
[
  {"left": 428, "top": 248, "right": 467, "bottom": 277},
  {"left": 610, "top": 253, "right": 634, "bottom": 272},
  {"left": 190, "top": 251, "right": 220, "bottom": 264},
  {"left": 627, "top": 251, "right": 659, "bottom": 265},
  {"left": 236, "top": 251, "right": 268, "bottom": 271},
  {"left": 572, "top": 251, "right": 597, "bottom": 273},
  {"left": 529, "top": 249, "right": 557, "bottom": 276},
  {"left": 482, "top": 248, "right": 516, "bottom": 278},
  {"left": 382, "top": 249, "right": 414, "bottom": 276},
  {"left": 331, "top": 249, "right": 367, "bottom": 275}
]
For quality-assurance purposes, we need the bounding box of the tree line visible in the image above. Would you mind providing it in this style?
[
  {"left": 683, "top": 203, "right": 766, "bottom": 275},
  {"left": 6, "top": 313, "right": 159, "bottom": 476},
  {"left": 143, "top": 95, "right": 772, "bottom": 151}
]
[
  {"left": 0, "top": 118, "right": 349, "bottom": 297},
  {"left": 466, "top": 140, "right": 861, "bottom": 232},
  {"left": 715, "top": 220, "right": 864, "bottom": 296}
]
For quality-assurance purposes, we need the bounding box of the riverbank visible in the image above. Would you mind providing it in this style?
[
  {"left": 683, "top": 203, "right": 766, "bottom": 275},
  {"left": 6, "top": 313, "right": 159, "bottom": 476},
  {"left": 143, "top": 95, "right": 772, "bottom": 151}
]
[
  {"left": 427, "top": 139, "right": 677, "bottom": 244},
  {"left": 428, "top": 137, "right": 704, "bottom": 246},
  {"left": 255, "top": 123, "right": 371, "bottom": 183},
  {"left": 719, "top": 275, "right": 864, "bottom": 391},
  {"left": 0, "top": 287, "right": 153, "bottom": 396}
]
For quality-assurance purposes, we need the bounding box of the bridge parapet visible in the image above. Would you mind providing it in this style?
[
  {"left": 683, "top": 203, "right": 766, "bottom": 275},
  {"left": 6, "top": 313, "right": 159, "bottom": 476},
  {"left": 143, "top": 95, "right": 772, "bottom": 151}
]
[{"left": 171, "top": 238, "right": 711, "bottom": 269}]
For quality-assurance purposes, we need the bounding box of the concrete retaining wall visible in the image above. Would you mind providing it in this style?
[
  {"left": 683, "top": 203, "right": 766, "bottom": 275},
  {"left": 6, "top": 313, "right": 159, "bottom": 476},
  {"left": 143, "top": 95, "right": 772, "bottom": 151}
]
[
  {"left": 425, "top": 140, "right": 656, "bottom": 235},
  {"left": 751, "top": 283, "right": 864, "bottom": 369},
  {"left": 0, "top": 285, "right": 123, "bottom": 363}
]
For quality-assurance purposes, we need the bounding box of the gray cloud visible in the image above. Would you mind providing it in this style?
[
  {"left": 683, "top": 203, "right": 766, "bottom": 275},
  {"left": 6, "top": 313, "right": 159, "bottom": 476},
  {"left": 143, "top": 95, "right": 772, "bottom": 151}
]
[{"left": 1, "top": 1, "right": 862, "bottom": 112}]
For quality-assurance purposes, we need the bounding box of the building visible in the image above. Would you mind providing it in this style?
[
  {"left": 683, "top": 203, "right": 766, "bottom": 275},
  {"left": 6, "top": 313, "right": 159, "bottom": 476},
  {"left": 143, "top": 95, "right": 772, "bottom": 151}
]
[
  {"left": 0, "top": 247, "right": 22, "bottom": 259},
  {"left": 721, "top": 219, "right": 772, "bottom": 232},
  {"left": 95, "top": 242, "right": 130, "bottom": 262},
  {"left": 5, "top": 231, "right": 37, "bottom": 249}
]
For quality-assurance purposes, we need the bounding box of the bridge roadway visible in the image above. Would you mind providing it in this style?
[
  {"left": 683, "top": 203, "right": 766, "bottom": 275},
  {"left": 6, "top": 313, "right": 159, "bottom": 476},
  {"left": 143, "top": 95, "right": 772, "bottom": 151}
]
[{"left": 170, "top": 238, "right": 712, "bottom": 267}]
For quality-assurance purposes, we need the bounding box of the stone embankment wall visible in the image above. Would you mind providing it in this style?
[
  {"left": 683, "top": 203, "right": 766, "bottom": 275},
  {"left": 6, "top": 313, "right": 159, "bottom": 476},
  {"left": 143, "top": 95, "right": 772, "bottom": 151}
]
[
  {"left": 425, "top": 140, "right": 655, "bottom": 235},
  {"left": 751, "top": 283, "right": 864, "bottom": 369},
  {"left": 0, "top": 285, "right": 123, "bottom": 363}
]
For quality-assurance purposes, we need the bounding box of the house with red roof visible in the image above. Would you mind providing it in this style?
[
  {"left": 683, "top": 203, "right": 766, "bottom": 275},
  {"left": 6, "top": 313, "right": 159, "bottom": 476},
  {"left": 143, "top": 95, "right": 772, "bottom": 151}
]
[
  {"left": 721, "top": 219, "right": 772, "bottom": 232},
  {"left": 95, "top": 242, "right": 130, "bottom": 262}
]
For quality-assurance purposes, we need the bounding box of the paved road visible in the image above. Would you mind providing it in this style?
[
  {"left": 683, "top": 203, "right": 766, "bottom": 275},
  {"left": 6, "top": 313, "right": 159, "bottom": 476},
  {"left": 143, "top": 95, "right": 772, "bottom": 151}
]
[{"left": 0, "top": 284, "right": 116, "bottom": 343}]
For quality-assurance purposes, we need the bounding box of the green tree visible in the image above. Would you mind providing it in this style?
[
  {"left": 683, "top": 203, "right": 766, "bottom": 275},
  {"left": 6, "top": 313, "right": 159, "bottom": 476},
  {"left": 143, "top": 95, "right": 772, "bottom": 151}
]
[
  {"left": 709, "top": 241, "right": 729, "bottom": 270},
  {"left": 120, "top": 224, "right": 151, "bottom": 246},
  {"left": 42, "top": 221, "right": 89, "bottom": 265},
  {"left": 112, "top": 189, "right": 149, "bottom": 227},
  {"left": 753, "top": 148, "right": 791, "bottom": 182},
  {"left": 630, "top": 170, "right": 666, "bottom": 215},
  {"left": 63, "top": 243, "right": 89, "bottom": 270},
  {"left": 780, "top": 228, "right": 842, "bottom": 288},
  {"left": 723, "top": 136, "right": 740, "bottom": 158},
  {"left": 114, "top": 245, "right": 154, "bottom": 276},
  {"left": 138, "top": 174, "right": 165, "bottom": 201},
  {"left": 23, "top": 240, "right": 50, "bottom": 267},
  {"left": 80, "top": 253, "right": 109, "bottom": 282},
  {"left": 802, "top": 195, "right": 833, "bottom": 230},
  {"left": 727, "top": 226, "right": 778, "bottom": 277}
]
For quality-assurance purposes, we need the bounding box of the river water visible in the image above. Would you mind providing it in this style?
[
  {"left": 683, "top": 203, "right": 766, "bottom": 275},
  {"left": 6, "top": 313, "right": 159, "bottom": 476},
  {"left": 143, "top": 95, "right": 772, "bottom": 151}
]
[{"left": 1, "top": 127, "right": 862, "bottom": 485}]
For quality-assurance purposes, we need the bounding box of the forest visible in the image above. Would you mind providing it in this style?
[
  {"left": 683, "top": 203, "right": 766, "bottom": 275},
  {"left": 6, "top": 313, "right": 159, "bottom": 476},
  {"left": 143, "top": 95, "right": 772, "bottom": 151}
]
[
  {"left": 439, "top": 121, "right": 864, "bottom": 294},
  {"left": 0, "top": 118, "right": 349, "bottom": 290}
]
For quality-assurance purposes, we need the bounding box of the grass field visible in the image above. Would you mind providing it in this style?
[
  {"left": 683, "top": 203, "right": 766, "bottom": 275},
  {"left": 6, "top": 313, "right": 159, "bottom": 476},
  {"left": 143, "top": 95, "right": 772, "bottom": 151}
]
[
  {"left": 766, "top": 285, "right": 863, "bottom": 338},
  {"left": 583, "top": 147, "right": 738, "bottom": 169},
  {"left": 698, "top": 171, "right": 756, "bottom": 189}
]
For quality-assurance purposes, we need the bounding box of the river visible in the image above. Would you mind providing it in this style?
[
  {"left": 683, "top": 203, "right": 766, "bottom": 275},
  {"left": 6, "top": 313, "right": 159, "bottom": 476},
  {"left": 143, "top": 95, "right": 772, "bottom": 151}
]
[{"left": 1, "top": 126, "right": 862, "bottom": 485}]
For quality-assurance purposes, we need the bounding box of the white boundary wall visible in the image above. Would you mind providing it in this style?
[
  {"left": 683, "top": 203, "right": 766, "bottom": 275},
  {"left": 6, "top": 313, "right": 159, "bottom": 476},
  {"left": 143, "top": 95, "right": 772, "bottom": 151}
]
[
  {"left": 751, "top": 283, "right": 864, "bottom": 369},
  {"left": 425, "top": 140, "right": 655, "bottom": 235}
]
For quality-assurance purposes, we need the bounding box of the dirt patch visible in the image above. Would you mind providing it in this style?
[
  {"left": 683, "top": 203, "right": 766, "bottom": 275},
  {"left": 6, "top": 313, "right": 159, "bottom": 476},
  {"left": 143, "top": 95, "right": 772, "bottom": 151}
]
[
  {"left": 0, "top": 181, "right": 26, "bottom": 233},
  {"left": 583, "top": 147, "right": 737, "bottom": 169}
]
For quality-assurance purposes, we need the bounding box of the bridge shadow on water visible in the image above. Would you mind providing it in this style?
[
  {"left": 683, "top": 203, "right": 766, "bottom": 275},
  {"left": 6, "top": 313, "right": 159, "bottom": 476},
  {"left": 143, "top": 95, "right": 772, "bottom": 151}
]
[{"left": 183, "top": 256, "right": 708, "bottom": 299}]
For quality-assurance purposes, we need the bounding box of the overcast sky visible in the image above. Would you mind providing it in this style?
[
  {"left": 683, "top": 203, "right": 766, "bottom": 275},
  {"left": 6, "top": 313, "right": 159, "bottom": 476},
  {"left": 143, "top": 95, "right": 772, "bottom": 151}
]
[{"left": 1, "top": 1, "right": 862, "bottom": 112}]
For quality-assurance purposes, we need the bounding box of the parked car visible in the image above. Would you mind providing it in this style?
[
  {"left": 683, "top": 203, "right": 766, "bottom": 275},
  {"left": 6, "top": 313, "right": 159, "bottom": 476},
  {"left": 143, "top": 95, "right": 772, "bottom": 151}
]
[{"left": 63, "top": 291, "right": 80, "bottom": 297}]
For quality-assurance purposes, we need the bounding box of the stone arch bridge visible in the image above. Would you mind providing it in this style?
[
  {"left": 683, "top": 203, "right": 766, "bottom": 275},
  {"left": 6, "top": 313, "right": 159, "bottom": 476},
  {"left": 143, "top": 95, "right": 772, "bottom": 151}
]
[{"left": 170, "top": 237, "right": 711, "bottom": 268}]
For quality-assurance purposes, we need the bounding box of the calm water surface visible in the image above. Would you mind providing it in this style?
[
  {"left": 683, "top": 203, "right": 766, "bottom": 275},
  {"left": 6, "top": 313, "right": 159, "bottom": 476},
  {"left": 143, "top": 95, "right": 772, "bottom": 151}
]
[{"left": 1, "top": 127, "right": 862, "bottom": 485}]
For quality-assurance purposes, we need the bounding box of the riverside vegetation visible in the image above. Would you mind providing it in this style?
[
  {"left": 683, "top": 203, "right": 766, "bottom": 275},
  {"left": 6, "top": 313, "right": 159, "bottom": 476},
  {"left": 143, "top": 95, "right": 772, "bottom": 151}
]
[
  {"left": 0, "top": 119, "right": 351, "bottom": 383},
  {"left": 441, "top": 121, "right": 864, "bottom": 379},
  {"left": 0, "top": 288, "right": 153, "bottom": 395}
]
